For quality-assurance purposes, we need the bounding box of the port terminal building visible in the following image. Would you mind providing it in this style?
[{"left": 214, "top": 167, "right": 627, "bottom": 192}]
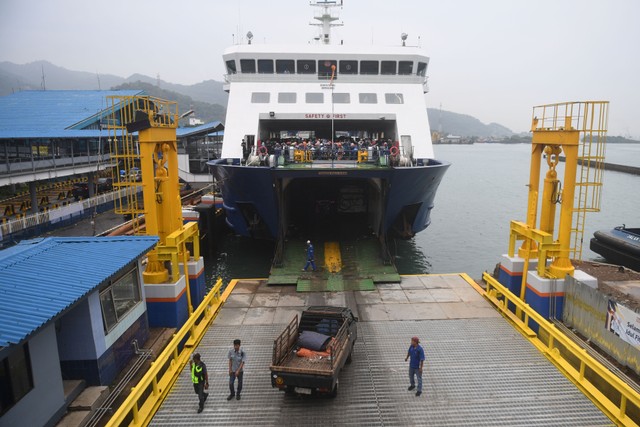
[
  {"left": 0, "top": 90, "right": 223, "bottom": 245},
  {"left": 0, "top": 236, "right": 158, "bottom": 427}
]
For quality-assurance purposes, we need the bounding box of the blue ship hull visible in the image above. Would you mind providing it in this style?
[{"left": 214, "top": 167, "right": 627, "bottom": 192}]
[{"left": 209, "top": 159, "right": 449, "bottom": 241}]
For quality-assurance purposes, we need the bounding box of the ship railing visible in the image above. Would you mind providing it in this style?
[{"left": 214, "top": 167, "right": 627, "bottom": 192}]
[
  {"left": 482, "top": 272, "right": 640, "bottom": 427},
  {"left": 270, "top": 144, "right": 415, "bottom": 168},
  {"left": 223, "top": 73, "right": 426, "bottom": 85},
  {"left": 106, "top": 278, "right": 236, "bottom": 427}
]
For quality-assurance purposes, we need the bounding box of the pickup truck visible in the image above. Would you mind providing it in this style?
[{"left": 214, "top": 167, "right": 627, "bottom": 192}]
[{"left": 270, "top": 306, "right": 358, "bottom": 397}]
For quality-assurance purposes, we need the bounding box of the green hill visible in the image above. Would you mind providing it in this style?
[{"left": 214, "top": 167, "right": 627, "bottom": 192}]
[{"left": 427, "top": 108, "right": 513, "bottom": 138}]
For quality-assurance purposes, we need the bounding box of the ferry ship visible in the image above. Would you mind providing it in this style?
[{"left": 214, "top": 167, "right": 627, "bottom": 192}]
[{"left": 209, "top": 1, "right": 449, "bottom": 261}]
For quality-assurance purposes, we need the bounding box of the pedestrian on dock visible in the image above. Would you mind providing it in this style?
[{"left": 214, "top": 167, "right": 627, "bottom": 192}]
[
  {"left": 303, "top": 240, "right": 317, "bottom": 272},
  {"left": 190, "top": 353, "right": 209, "bottom": 413},
  {"left": 405, "top": 336, "right": 425, "bottom": 397},
  {"left": 228, "top": 339, "right": 246, "bottom": 401}
]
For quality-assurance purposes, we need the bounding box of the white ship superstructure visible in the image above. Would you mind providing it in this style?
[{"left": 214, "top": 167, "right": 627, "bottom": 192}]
[
  {"left": 209, "top": 1, "right": 449, "bottom": 264},
  {"left": 221, "top": 44, "right": 433, "bottom": 160}
]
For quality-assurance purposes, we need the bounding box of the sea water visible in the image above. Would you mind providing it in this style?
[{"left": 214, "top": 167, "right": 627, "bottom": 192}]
[{"left": 204, "top": 143, "right": 640, "bottom": 284}]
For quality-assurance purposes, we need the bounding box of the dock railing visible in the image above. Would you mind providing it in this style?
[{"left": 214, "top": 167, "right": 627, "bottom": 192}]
[
  {"left": 106, "top": 278, "right": 237, "bottom": 427},
  {"left": 482, "top": 272, "right": 640, "bottom": 427}
]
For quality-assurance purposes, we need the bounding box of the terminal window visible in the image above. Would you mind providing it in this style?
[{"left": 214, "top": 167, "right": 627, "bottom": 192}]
[
  {"left": 100, "top": 267, "right": 142, "bottom": 333},
  {"left": 0, "top": 343, "right": 33, "bottom": 415}
]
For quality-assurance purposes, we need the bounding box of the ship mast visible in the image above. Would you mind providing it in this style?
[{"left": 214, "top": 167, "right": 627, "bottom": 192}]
[{"left": 310, "top": 0, "right": 343, "bottom": 44}]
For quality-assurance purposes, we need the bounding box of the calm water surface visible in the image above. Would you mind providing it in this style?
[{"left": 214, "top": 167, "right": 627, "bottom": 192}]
[{"left": 204, "top": 143, "right": 640, "bottom": 285}]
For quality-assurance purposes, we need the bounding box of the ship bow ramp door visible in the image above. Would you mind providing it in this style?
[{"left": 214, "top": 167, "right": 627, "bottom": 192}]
[{"left": 281, "top": 176, "right": 384, "bottom": 241}]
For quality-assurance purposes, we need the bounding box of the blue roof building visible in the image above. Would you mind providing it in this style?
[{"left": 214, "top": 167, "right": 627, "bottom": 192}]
[
  {"left": 0, "top": 90, "right": 224, "bottom": 190},
  {"left": 0, "top": 236, "right": 158, "bottom": 427},
  {"left": 0, "top": 90, "right": 143, "bottom": 136}
]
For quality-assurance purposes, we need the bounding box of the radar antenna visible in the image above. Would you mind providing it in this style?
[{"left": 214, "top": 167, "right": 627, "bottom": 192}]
[{"left": 310, "top": 1, "right": 343, "bottom": 44}]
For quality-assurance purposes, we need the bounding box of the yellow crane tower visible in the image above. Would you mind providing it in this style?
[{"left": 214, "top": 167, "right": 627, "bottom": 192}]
[
  {"left": 508, "top": 101, "right": 608, "bottom": 302},
  {"left": 107, "top": 96, "right": 200, "bottom": 314}
]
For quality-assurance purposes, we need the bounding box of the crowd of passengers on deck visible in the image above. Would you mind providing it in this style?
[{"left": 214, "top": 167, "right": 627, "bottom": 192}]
[{"left": 243, "top": 138, "right": 401, "bottom": 163}]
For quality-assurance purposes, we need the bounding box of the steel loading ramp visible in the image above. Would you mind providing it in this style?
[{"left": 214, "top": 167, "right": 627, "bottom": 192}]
[{"left": 150, "top": 275, "right": 611, "bottom": 426}]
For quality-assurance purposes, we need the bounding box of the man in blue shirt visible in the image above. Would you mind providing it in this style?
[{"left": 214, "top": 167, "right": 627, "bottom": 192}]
[
  {"left": 302, "top": 240, "right": 317, "bottom": 272},
  {"left": 405, "top": 336, "right": 425, "bottom": 396},
  {"left": 227, "top": 339, "right": 246, "bottom": 400}
]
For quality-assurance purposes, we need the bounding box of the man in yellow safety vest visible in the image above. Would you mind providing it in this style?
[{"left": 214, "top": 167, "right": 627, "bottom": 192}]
[{"left": 190, "top": 353, "right": 209, "bottom": 413}]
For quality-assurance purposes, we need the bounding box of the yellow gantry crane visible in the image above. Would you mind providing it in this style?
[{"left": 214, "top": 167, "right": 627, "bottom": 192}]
[
  {"left": 107, "top": 96, "right": 200, "bottom": 310},
  {"left": 508, "top": 101, "right": 608, "bottom": 298}
]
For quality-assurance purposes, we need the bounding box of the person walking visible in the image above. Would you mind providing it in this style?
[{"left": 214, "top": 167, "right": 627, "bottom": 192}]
[
  {"left": 405, "top": 336, "right": 425, "bottom": 396},
  {"left": 302, "top": 240, "right": 317, "bottom": 272},
  {"left": 228, "top": 339, "right": 246, "bottom": 400},
  {"left": 190, "top": 353, "right": 209, "bottom": 413}
]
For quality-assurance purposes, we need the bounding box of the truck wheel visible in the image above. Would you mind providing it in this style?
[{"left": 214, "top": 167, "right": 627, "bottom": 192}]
[
  {"left": 329, "top": 382, "right": 338, "bottom": 398},
  {"left": 346, "top": 342, "right": 354, "bottom": 364}
]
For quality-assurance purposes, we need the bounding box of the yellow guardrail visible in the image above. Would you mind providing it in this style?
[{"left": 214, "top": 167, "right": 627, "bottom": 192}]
[
  {"left": 106, "top": 278, "right": 238, "bottom": 427},
  {"left": 482, "top": 272, "right": 640, "bottom": 427}
]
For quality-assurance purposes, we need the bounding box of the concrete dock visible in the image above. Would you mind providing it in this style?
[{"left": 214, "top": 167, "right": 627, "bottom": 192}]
[{"left": 150, "top": 274, "right": 612, "bottom": 426}]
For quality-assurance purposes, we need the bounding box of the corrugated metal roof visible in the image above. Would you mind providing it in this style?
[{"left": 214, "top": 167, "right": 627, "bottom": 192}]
[
  {"left": 0, "top": 90, "right": 142, "bottom": 132},
  {"left": 176, "top": 121, "right": 224, "bottom": 137},
  {"left": 0, "top": 236, "right": 158, "bottom": 348},
  {"left": 0, "top": 129, "right": 106, "bottom": 139}
]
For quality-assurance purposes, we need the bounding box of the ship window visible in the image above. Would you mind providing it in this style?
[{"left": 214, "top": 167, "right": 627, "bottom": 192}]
[
  {"left": 332, "top": 93, "right": 350, "bottom": 103},
  {"left": 417, "top": 62, "right": 427, "bottom": 76},
  {"left": 297, "top": 59, "right": 316, "bottom": 74},
  {"left": 306, "top": 93, "right": 324, "bottom": 103},
  {"left": 0, "top": 343, "right": 34, "bottom": 415},
  {"left": 359, "top": 93, "right": 378, "bottom": 104},
  {"left": 100, "top": 267, "right": 142, "bottom": 333},
  {"left": 276, "top": 59, "right": 295, "bottom": 74},
  {"left": 251, "top": 92, "right": 270, "bottom": 103},
  {"left": 278, "top": 92, "right": 297, "bottom": 103},
  {"left": 339, "top": 60, "right": 358, "bottom": 74},
  {"left": 385, "top": 93, "right": 404, "bottom": 104},
  {"left": 318, "top": 60, "right": 337, "bottom": 79},
  {"left": 258, "top": 59, "right": 274, "bottom": 74},
  {"left": 381, "top": 61, "right": 397, "bottom": 75},
  {"left": 398, "top": 61, "right": 413, "bottom": 75},
  {"left": 240, "top": 59, "right": 256, "bottom": 73},
  {"left": 225, "top": 60, "right": 237, "bottom": 74},
  {"left": 360, "top": 60, "right": 379, "bottom": 75}
]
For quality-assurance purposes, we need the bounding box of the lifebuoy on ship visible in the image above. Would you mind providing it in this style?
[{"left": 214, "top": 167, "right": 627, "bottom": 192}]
[
  {"left": 258, "top": 145, "right": 268, "bottom": 155},
  {"left": 390, "top": 146, "right": 399, "bottom": 156}
]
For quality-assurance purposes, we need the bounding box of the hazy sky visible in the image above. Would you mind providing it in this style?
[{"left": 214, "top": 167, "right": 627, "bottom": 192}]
[{"left": 1, "top": 0, "right": 639, "bottom": 137}]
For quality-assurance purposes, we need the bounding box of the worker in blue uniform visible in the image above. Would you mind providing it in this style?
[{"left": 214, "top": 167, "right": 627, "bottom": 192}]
[{"left": 303, "top": 240, "right": 317, "bottom": 272}]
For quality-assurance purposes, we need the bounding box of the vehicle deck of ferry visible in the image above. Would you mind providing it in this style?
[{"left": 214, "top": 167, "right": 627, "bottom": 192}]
[{"left": 150, "top": 274, "right": 611, "bottom": 426}]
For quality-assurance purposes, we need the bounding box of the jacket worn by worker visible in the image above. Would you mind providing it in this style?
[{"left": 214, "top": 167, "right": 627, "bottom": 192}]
[
  {"left": 191, "top": 361, "right": 207, "bottom": 384},
  {"left": 306, "top": 244, "right": 315, "bottom": 260}
]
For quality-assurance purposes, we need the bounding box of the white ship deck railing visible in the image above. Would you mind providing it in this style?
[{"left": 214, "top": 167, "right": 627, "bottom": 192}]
[{"left": 223, "top": 73, "right": 427, "bottom": 85}]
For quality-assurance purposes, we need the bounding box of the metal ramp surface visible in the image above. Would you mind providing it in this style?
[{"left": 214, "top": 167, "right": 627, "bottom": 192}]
[{"left": 150, "top": 275, "right": 612, "bottom": 426}]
